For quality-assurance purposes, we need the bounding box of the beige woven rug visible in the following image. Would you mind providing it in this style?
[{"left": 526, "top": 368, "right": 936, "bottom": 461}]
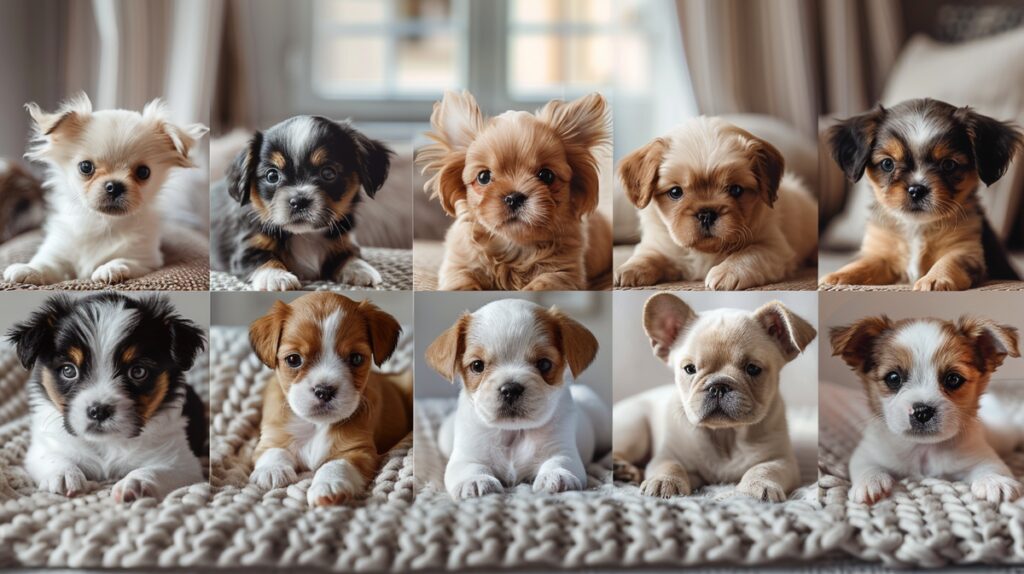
[
  {"left": 211, "top": 248, "right": 412, "bottom": 291},
  {"left": 820, "top": 280, "right": 1024, "bottom": 292}
]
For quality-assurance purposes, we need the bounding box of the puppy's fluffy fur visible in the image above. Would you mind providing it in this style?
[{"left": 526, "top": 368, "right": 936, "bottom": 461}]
[
  {"left": 616, "top": 117, "right": 818, "bottom": 290},
  {"left": 248, "top": 292, "right": 411, "bottom": 507},
  {"left": 614, "top": 294, "right": 816, "bottom": 501},
  {"left": 213, "top": 116, "right": 393, "bottom": 291},
  {"left": 0, "top": 159, "right": 46, "bottom": 243},
  {"left": 822, "top": 98, "right": 1023, "bottom": 290},
  {"left": 419, "top": 91, "right": 613, "bottom": 290},
  {"left": 7, "top": 293, "right": 208, "bottom": 501},
  {"left": 3, "top": 93, "right": 207, "bottom": 285},
  {"left": 832, "top": 315, "right": 1022, "bottom": 504},
  {"left": 426, "top": 299, "right": 612, "bottom": 499}
]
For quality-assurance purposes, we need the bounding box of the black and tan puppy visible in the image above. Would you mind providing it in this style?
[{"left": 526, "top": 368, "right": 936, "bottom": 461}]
[
  {"left": 822, "top": 99, "right": 1023, "bottom": 290},
  {"left": 212, "top": 116, "right": 393, "bottom": 290}
]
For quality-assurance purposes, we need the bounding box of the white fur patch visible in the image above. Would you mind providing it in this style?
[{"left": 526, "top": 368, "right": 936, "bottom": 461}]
[
  {"left": 338, "top": 257, "right": 381, "bottom": 287},
  {"left": 307, "top": 459, "right": 366, "bottom": 507},
  {"left": 287, "top": 309, "right": 360, "bottom": 425},
  {"left": 249, "top": 266, "right": 301, "bottom": 291}
]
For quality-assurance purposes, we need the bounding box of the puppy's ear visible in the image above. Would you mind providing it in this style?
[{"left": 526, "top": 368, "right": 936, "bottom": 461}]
[
  {"left": 420, "top": 91, "right": 484, "bottom": 216},
  {"left": 829, "top": 316, "right": 893, "bottom": 373},
  {"left": 226, "top": 131, "right": 263, "bottom": 205},
  {"left": 753, "top": 302, "right": 817, "bottom": 362},
  {"left": 6, "top": 295, "right": 72, "bottom": 369},
  {"left": 249, "top": 300, "right": 291, "bottom": 368},
  {"left": 618, "top": 138, "right": 667, "bottom": 209},
  {"left": 143, "top": 98, "right": 210, "bottom": 168},
  {"left": 545, "top": 307, "right": 598, "bottom": 378},
  {"left": 168, "top": 316, "right": 207, "bottom": 372},
  {"left": 955, "top": 316, "right": 1021, "bottom": 373},
  {"left": 25, "top": 92, "right": 92, "bottom": 139},
  {"left": 827, "top": 105, "right": 885, "bottom": 182},
  {"left": 425, "top": 312, "right": 471, "bottom": 382},
  {"left": 351, "top": 129, "right": 394, "bottom": 198},
  {"left": 357, "top": 300, "right": 402, "bottom": 367},
  {"left": 955, "top": 107, "right": 1024, "bottom": 186},
  {"left": 749, "top": 134, "right": 785, "bottom": 207},
  {"left": 539, "top": 93, "right": 610, "bottom": 217},
  {"left": 642, "top": 293, "right": 697, "bottom": 363}
]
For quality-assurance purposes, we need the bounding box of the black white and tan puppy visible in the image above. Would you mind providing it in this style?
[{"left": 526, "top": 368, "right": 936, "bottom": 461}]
[
  {"left": 7, "top": 293, "right": 207, "bottom": 501},
  {"left": 212, "top": 116, "right": 394, "bottom": 290},
  {"left": 822, "top": 98, "right": 1023, "bottom": 290}
]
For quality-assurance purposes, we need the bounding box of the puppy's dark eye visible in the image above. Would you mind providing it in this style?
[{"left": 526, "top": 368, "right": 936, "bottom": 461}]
[
  {"left": 879, "top": 158, "right": 895, "bottom": 173},
  {"left": 745, "top": 363, "right": 762, "bottom": 376},
  {"left": 476, "top": 170, "right": 491, "bottom": 185},
  {"left": 135, "top": 165, "right": 151, "bottom": 180},
  {"left": 537, "top": 168, "right": 556, "bottom": 185},
  {"left": 320, "top": 167, "right": 337, "bottom": 181},
  {"left": 470, "top": 360, "right": 485, "bottom": 373},
  {"left": 728, "top": 185, "right": 744, "bottom": 198},
  {"left": 349, "top": 353, "right": 364, "bottom": 366},
  {"left": 128, "top": 365, "right": 148, "bottom": 381},
  {"left": 940, "top": 159, "right": 958, "bottom": 173},
  {"left": 667, "top": 186, "right": 684, "bottom": 201},
  {"left": 884, "top": 371, "right": 902, "bottom": 390},
  {"left": 536, "top": 358, "right": 553, "bottom": 373},
  {"left": 265, "top": 169, "right": 281, "bottom": 184},
  {"left": 943, "top": 372, "right": 965, "bottom": 390},
  {"left": 284, "top": 353, "right": 302, "bottom": 368},
  {"left": 60, "top": 364, "right": 78, "bottom": 380},
  {"left": 78, "top": 161, "right": 94, "bottom": 176},
  {"left": 683, "top": 364, "right": 696, "bottom": 375}
]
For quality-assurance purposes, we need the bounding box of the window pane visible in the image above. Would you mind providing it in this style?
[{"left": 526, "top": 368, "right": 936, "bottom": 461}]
[
  {"left": 316, "top": 36, "right": 387, "bottom": 94},
  {"left": 395, "top": 0, "right": 452, "bottom": 24},
  {"left": 565, "top": 33, "right": 613, "bottom": 87},
  {"left": 509, "top": 32, "right": 612, "bottom": 94},
  {"left": 395, "top": 33, "right": 457, "bottom": 92},
  {"left": 321, "top": 0, "right": 388, "bottom": 25},
  {"left": 511, "top": 0, "right": 613, "bottom": 25}
]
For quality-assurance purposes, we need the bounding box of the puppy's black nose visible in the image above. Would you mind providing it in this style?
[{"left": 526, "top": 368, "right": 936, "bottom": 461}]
[
  {"left": 86, "top": 403, "right": 114, "bottom": 422},
  {"left": 907, "top": 185, "right": 930, "bottom": 202},
  {"left": 696, "top": 208, "right": 718, "bottom": 227},
  {"left": 313, "top": 385, "right": 336, "bottom": 403},
  {"left": 706, "top": 383, "right": 730, "bottom": 399},
  {"left": 104, "top": 181, "right": 125, "bottom": 198},
  {"left": 289, "top": 195, "right": 312, "bottom": 211},
  {"left": 503, "top": 192, "right": 527, "bottom": 211},
  {"left": 911, "top": 403, "right": 935, "bottom": 424},
  {"left": 499, "top": 381, "right": 524, "bottom": 402}
]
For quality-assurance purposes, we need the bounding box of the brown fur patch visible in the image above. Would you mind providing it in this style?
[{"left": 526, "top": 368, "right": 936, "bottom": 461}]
[
  {"left": 68, "top": 347, "right": 84, "bottom": 366},
  {"left": 425, "top": 313, "right": 472, "bottom": 383},
  {"left": 310, "top": 147, "right": 329, "bottom": 166},
  {"left": 40, "top": 370, "right": 65, "bottom": 413},
  {"left": 137, "top": 372, "right": 169, "bottom": 423},
  {"left": 535, "top": 306, "right": 598, "bottom": 378},
  {"left": 269, "top": 151, "right": 286, "bottom": 169},
  {"left": 121, "top": 346, "right": 137, "bottom": 365}
]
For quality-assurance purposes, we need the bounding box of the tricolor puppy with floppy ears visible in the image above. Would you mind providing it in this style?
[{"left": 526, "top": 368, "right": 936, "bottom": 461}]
[
  {"left": 426, "top": 299, "right": 612, "bottom": 499},
  {"left": 7, "top": 293, "right": 208, "bottom": 501},
  {"left": 831, "top": 315, "right": 1022, "bottom": 504},
  {"left": 212, "top": 116, "right": 393, "bottom": 291},
  {"left": 615, "top": 117, "right": 818, "bottom": 290},
  {"left": 614, "top": 294, "right": 815, "bottom": 501},
  {"left": 2, "top": 93, "right": 208, "bottom": 285},
  {"left": 822, "top": 98, "right": 1024, "bottom": 290},
  {"left": 248, "top": 292, "right": 412, "bottom": 507},
  {"left": 419, "top": 91, "right": 613, "bottom": 290}
]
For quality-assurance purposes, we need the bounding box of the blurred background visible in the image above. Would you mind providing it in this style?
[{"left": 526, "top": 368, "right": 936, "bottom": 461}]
[
  {"left": 413, "top": 291, "right": 612, "bottom": 407},
  {"left": 211, "top": 292, "right": 413, "bottom": 328}
]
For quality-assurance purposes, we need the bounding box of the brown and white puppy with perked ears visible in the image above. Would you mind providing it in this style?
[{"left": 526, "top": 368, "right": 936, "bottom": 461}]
[
  {"left": 822, "top": 99, "right": 1024, "bottom": 290},
  {"left": 419, "top": 91, "right": 614, "bottom": 290},
  {"left": 248, "top": 292, "right": 412, "bottom": 507},
  {"left": 831, "top": 315, "right": 1022, "bottom": 504},
  {"left": 212, "top": 116, "right": 394, "bottom": 290},
  {"left": 615, "top": 117, "right": 818, "bottom": 290}
]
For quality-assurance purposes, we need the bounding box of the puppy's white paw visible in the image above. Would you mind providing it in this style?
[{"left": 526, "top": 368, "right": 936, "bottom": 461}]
[
  {"left": 91, "top": 260, "right": 132, "bottom": 284},
  {"left": 4, "top": 263, "right": 49, "bottom": 285},
  {"left": 705, "top": 264, "right": 762, "bottom": 291},
  {"left": 640, "top": 475, "right": 691, "bottom": 498},
  {"left": 39, "top": 465, "right": 88, "bottom": 496},
  {"left": 914, "top": 275, "right": 961, "bottom": 292},
  {"left": 532, "top": 468, "right": 583, "bottom": 494},
  {"left": 850, "top": 472, "right": 895, "bottom": 505},
  {"left": 112, "top": 471, "right": 160, "bottom": 503},
  {"left": 449, "top": 475, "right": 503, "bottom": 499},
  {"left": 249, "top": 266, "right": 301, "bottom": 291},
  {"left": 971, "top": 473, "right": 1023, "bottom": 504},
  {"left": 338, "top": 258, "right": 382, "bottom": 287},
  {"left": 735, "top": 477, "right": 787, "bottom": 503},
  {"left": 306, "top": 460, "right": 366, "bottom": 507},
  {"left": 250, "top": 463, "right": 298, "bottom": 490}
]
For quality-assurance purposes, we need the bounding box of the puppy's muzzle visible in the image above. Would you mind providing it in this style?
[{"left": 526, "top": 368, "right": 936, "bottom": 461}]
[
  {"left": 289, "top": 193, "right": 313, "bottom": 214},
  {"left": 499, "top": 381, "right": 525, "bottom": 404},
  {"left": 696, "top": 208, "right": 718, "bottom": 230},
  {"left": 103, "top": 180, "right": 126, "bottom": 200},
  {"left": 907, "top": 184, "right": 930, "bottom": 205},
  {"left": 503, "top": 192, "right": 527, "bottom": 213},
  {"left": 86, "top": 402, "right": 114, "bottom": 423},
  {"left": 909, "top": 402, "right": 938, "bottom": 431},
  {"left": 313, "top": 384, "right": 337, "bottom": 404}
]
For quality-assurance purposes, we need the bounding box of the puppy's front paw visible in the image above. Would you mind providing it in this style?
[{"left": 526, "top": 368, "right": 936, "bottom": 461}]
[
  {"left": 307, "top": 460, "right": 366, "bottom": 507},
  {"left": 91, "top": 260, "right": 132, "bottom": 284},
  {"left": 613, "top": 458, "right": 643, "bottom": 484},
  {"left": 705, "top": 263, "right": 762, "bottom": 291},
  {"left": 819, "top": 271, "right": 851, "bottom": 286},
  {"left": 338, "top": 258, "right": 382, "bottom": 287},
  {"left": 640, "top": 475, "right": 691, "bottom": 498},
  {"left": 449, "top": 475, "right": 503, "bottom": 499},
  {"left": 532, "top": 468, "right": 583, "bottom": 494},
  {"left": 39, "top": 465, "right": 88, "bottom": 496},
  {"left": 735, "top": 477, "right": 787, "bottom": 503},
  {"left": 249, "top": 266, "right": 301, "bottom": 291},
  {"left": 4, "top": 263, "right": 49, "bottom": 285},
  {"left": 250, "top": 463, "right": 298, "bottom": 490},
  {"left": 913, "top": 275, "right": 962, "bottom": 292},
  {"left": 971, "top": 473, "right": 1023, "bottom": 504},
  {"left": 850, "top": 472, "right": 895, "bottom": 505},
  {"left": 112, "top": 471, "right": 160, "bottom": 503},
  {"left": 614, "top": 262, "right": 661, "bottom": 287}
]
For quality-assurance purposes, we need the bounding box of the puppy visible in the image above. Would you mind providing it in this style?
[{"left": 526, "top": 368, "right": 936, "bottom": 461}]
[
  {"left": 2, "top": 93, "right": 208, "bottom": 285},
  {"left": 248, "top": 292, "right": 411, "bottom": 506},
  {"left": 614, "top": 294, "right": 815, "bottom": 501},
  {"left": 831, "top": 315, "right": 1022, "bottom": 504},
  {"left": 0, "top": 159, "right": 46, "bottom": 243},
  {"left": 822, "top": 99, "right": 1024, "bottom": 290},
  {"left": 213, "top": 116, "right": 393, "bottom": 290},
  {"left": 615, "top": 117, "right": 818, "bottom": 290},
  {"left": 419, "top": 91, "right": 613, "bottom": 290},
  {"left": 426, "top": 299, "right": 612, "bottom": 499},
  {"left": 6, "top": 293, "right": 207, "bottom": 501}
]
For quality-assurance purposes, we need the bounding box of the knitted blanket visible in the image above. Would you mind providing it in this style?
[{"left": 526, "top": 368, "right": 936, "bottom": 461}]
[{"left": 211, "top": 248, "right": 412, "bottom": 291}]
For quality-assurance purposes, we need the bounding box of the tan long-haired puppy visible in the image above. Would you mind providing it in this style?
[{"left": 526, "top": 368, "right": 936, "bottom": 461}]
[
  {"left": 615, "top": 118, "right": 817, "bottom": 290},
  {"left": 419, "top": 91, "right": 613, "bottom": 290}
]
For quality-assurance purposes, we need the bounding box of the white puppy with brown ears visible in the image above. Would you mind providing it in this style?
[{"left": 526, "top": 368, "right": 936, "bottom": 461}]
[
  {"left": 614, "top": 294, "right": 816, "bottom": 501},
  {"left": 426, "top": 299, "right": 612, "bottom": 499}
]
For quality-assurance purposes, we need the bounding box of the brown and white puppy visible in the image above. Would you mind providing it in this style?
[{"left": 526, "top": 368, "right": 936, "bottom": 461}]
[
  {"left": 831, "top": 315, "right": 1022, "bottom": 504},
  {"left": 419, "top": 90, "right": 613, "bottom": 290},
  {"left": 614, "top": 294, "right": 816, "bottom": 501},
  {"left": 615, "top": 117, "right": 818, "bottom": 290},
  {"left": 822, "top": 99, "right": 1023, "bottom": 290},
  {"left": 0, "top": 160, "right": 45, "bottom": 243},
  {"left": 248, "top": 292, "right": 412, "bottom": 507}
]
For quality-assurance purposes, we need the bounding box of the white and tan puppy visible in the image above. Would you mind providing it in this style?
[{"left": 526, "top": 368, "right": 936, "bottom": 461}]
[
  {"left": 426, "top": 299, "right": 612, "bottom": 499},
  {"left": 614, "top": 294, "right": 816, "bottom": 501},
  {"left": 615, "top": 117, "right": 817, "bottom": 290}
]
